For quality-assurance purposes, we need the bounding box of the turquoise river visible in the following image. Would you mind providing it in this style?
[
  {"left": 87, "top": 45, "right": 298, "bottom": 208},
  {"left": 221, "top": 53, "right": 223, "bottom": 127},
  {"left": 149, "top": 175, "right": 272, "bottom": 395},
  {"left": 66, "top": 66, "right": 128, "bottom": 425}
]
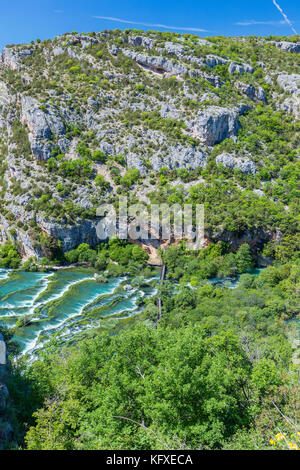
[
  {"left": 0, "top": 267, "right": 276, "bottom": 359},
  {"left": 0, "top": 267, "right": 160, "bottom": 358}
]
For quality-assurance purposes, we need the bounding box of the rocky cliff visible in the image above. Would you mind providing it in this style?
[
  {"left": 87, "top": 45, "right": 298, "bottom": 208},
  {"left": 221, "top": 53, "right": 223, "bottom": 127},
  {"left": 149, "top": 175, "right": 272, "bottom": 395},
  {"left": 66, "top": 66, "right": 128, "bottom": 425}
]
[{"left": 0, "top": 31, "right": 299, "bottom": 259}]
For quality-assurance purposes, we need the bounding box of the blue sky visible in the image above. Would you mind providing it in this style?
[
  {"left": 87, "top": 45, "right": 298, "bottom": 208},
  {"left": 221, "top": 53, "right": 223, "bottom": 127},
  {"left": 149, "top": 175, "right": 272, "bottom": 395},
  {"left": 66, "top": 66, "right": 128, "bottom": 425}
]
[{"left": 0, "top": 0, "right": 299, "bottom": 49}]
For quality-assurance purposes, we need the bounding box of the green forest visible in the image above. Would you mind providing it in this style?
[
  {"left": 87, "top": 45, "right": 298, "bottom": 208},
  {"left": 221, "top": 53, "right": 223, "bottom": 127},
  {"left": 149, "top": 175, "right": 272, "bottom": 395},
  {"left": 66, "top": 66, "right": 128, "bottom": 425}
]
[{"left": 1, "top": 239, "right": 299, "bottom": 450}]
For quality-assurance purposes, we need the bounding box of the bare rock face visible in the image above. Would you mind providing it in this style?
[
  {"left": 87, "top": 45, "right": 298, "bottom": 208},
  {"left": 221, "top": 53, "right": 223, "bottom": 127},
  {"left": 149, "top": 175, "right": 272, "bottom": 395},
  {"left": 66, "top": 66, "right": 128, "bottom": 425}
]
[
  {"left": 160, "top": 103, "right": 181, "bottom": 120},
  {"left": 164, "top": 41, "right": 185, "bottom": 57},
  {"left": 108, "top": 44, "right": 120, "bottom": 55},
  {"left": 36, "top": 217, "right": 101, "bottom": 252},
  {"left": 0, "top": 80, "right": 12, "bottom": 129},
  {"left": 274, "top": 41, "right": 300, "bottom": 53},
  {"left": 0, "top": 81, "right": 10, "bottom": 107},
  {"left": 1, "top": 47, "right": 19, "bottom": 70},
  {"left": 1, "top": 47, "right": 33, "bottom": 71},
  {"left": 188, "top": 106, "right": 246, "bottom": 146},
  {"left": 151, "top": 145, "right": 207, "bottom": 171},
  {"left": 235, "top": 82, "right": 266, "bottom": 102},
  {"left": 122, "top": 50, "right": 188, "bottom": 76},
  {"left": 228, "top": 62, "right": 254, "bottom": 74},
  {"left": 21, "top": 96, "right": 51, "bottom": 139},
  {"left": 128, "top": 35, "right": 155, "bottom": 50},
  {"left": 216, "top": 152, "right": 256, "bottom": 174},
  {"left": 279, "top": 96, "right": 300, "bottom": 117},
  {"left": 21, "top": 96, "right": 65, "bottom": 137},
  {"left": 0, "top": 214, "right": 43, "bottom": 259},
  {"left": 277, "top": 74, "right": 300, "bottom": 94},
  {"left": 21, "top": 95, "right": 65, "bottom": 160},
  {"left": 204, "top": 55, "right": 229, "bottom": 68},
  {"left": 277, "top": 74, "right": 300, "bottom": 117}
]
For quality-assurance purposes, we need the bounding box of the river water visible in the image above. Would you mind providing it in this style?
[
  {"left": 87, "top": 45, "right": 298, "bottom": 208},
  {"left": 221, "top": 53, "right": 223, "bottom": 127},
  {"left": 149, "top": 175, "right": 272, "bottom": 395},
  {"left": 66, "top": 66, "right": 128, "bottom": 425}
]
[
  {"left": 0, "top": 268, "right": 158, "bottom": 358},
  {"left": 0, "top": 266, "right": 275, "bottom": 359}
]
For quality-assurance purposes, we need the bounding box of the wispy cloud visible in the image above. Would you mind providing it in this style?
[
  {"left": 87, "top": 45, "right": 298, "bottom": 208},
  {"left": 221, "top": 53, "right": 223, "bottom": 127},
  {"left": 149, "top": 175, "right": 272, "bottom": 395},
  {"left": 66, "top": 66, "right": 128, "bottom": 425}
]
[
  {"left": 235, "top": 20, "right": 285, "bottom": 26},
  {"left": 272, "top": 0, "right": 297, "bottom": 34},
  {"left": 92, "top": 16, "right": 208, "bottom": 32},
  {"left": 54, "top": 9, "right": 64, "bottom": 14}
]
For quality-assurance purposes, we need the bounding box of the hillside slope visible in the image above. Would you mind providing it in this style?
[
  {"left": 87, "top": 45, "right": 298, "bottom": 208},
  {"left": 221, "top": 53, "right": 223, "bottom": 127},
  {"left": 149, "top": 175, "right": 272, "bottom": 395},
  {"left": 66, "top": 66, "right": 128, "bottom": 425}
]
[{"left": 0, "top": 30, "right": 299, "bottom": 261}]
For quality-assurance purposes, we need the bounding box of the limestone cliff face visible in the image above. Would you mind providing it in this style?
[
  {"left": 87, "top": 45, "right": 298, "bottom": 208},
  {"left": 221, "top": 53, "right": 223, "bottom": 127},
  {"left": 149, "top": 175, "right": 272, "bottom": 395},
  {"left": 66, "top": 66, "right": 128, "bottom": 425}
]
[
  {"left": 21, "top": 96, "right": 66, "bottom": 160},
  {"left": 277, "top": 74, "right": 300, "bottom": 117},
  {"left": 274, "top": 41, "right": 300, "bottom": 53},
  {"left": 188, "top": 105, "right": 246, "bottom": 146},
  {"left": 216, "top": 152, "right": 257, "bottom": 174}
]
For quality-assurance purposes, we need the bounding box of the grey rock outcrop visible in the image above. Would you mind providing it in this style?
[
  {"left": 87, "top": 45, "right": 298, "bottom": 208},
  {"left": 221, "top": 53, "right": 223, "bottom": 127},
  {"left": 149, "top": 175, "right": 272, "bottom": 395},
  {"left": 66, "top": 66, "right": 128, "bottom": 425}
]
[
  {"left": 1, "top": 47, "right": 34, "bottom": 71},
  {"left": 37, "top": 218, "right": 100, "bottom": 252},
  {"left": 1, "top": 47, "right": 20, "bottom": 70},
  {"left": 56, "top": 33, "right": 99, "bottom": 47},
  {"left": 109, "top": 45, "right": 120, "bottom": 55},
  {"left": 58, "top": 137, "right": 71, "bottom": 153},
  {"left": 21, "top": 96, "right": 65, "bottom": 160},
  {"left": 188, "top": 106, "right": 247, "bottom": 146},
  {"left": 265, "top": 75, "right": 273, "bottom": 85},
  {"left": 122, "top": 50, "right": 188, "bottom": 76},
  {"left": 1, "top": 47, "right": 33, "bottom": 71},
  {"left": 277, "top": 74, "right": 300, "bottom": 117},
  {"left": 128, "top": 35, "right": 155, "bottom": 50},
  {"left": 216, "top": 152, "right": 256, "bottom": 174},
  {"left": 21, "top": 96, "right": 51, "bottom": 139},
  {"left": 236, "top": 82, "right": 266, "bottom": 102},
  {"left": 0, "top": 214, "right": 43, "bottom": 259},
  {"left": 53, "top": 45, "right": 65, "bottom": 56},
  {"left": 164, "top": 41, "right": 185, "bottom": 57},
  {"left": 188, "top": 70, "right": 224, "bottom": 88},
  {"left": 160, "top": 103, "right": 181, "bottom": 120},
  {"left": 228, "top": 62, "right": 254, "bottom": 74},
  {"left": 151, "top": 145, "right": 207, "bottom": 171},
  {"left": 279, "top": 96, "right": 300, "bottom": 117},
  {"left": 204, "top": 55, "right": 229, "bottom": 68},
  {"left": 277, "top": 74, "right": 300, "bottom": 95},
  {"left": 0, "top": 81, "right": 10, "bottom": 107}
]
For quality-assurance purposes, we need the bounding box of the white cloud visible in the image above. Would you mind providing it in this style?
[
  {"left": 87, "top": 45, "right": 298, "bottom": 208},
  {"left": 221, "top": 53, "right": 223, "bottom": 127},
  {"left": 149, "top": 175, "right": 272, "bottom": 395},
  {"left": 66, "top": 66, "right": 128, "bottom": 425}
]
[
  {"left": 272, "top": 0, "right": 297, "bottom": 34},
  {"left": 92, "top": 16, "right": 208, "bottom": 32},
  {"left": 54, "top": 9, "right": 64, "bottom": 14},
  {"left": 235, "top": 20, "right": 285, "bottom": 26}
]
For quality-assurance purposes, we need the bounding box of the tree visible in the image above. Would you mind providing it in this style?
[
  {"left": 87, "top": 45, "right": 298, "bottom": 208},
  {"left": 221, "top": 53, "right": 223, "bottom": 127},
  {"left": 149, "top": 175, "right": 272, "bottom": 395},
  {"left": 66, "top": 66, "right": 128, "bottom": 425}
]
[
  {"left": 236, "top": 244, "right": 253, "bottom": 273},
  {"left": 120, "top": 169, "right": 140, "bottom": 188},
  {"left": 132, "top": 245, "right": 149, "bottom": 262},
  {"left": 0, "top": 242, "right": 21, "bottom": 268},
  {"left": 217, "top": 253, "right": 238, "bottom": 278},
  {"left": 95, "top": 253, "right": 107, "bottom": 270},
  {"left": 25, "top": 325, "right": 256, "bottom": 450},
  {"left": 95, "top": 174, "right": 110, "bottom": 192},
  {"left": 92, "top": 150, "right": 107, "bottom": 163}
]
